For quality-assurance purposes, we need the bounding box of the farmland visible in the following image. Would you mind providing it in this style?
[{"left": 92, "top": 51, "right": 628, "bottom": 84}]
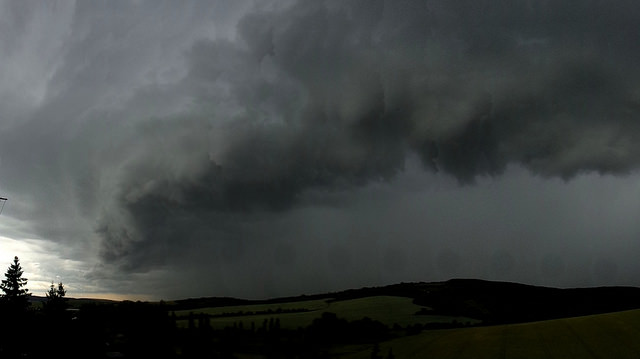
[
  {"left": 340, "top": 309, "right": 640, "bottom": 359},
  {"left": 173, "top": 295, "right": 478, "bottom": 330}
]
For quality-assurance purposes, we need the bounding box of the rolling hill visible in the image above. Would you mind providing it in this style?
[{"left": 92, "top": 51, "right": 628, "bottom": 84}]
[{"left": 166, "top": 278, "right": 640, "bottom": 326}]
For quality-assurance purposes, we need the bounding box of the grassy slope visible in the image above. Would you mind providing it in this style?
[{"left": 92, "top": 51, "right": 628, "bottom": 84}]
[
  {"left": 174, "top": 296, "right": 477, "bottom": 330},
  {"left": 165, "top": 279, "right": 640, "bottom": 328},
  {"left": 340, "top": 309, "right": 640, "bottom": 359}
]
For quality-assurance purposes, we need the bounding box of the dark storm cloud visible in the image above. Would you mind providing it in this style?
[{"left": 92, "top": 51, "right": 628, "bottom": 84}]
[
  {"left": 0, "top": 0, "right": 255, "bottom": 270},
  {"left": 2, "top": 1, "right": 640, "bottom": 298},
  {"left": 92, "top": 0, "right": 640, "bottom": 273}
]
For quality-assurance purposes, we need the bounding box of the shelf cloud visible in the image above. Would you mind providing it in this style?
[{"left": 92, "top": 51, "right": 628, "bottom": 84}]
[{"left": 1, "top": 1, "right": 640, "bottom": 299}]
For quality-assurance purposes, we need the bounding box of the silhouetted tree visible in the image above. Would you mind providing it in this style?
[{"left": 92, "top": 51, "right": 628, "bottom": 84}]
[
  {"left": 0, "top": 256, "right": 30, "bottom": 312},
  {"left": 44, "top": 281, "right": 67, "bottom": 313},
  {"left": 0, "top": 256, "right": 31, "bottom": 358}
]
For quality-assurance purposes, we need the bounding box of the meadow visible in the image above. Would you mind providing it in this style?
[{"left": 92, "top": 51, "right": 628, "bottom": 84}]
[
  {"left": 340, "top": 309, "right": 640, "bottom": 359},
  {"left": 173, "top": 295, "right": 478, "bottom": 330}
]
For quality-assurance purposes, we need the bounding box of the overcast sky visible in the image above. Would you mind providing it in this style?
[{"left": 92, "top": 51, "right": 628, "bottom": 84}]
[{"left": 1, "top": 0, "right": 640, "bottom": 300}]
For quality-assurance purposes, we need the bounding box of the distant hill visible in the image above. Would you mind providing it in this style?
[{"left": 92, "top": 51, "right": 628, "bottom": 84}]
[{"left": 412, "top": 279, "right": 640, "bottom": 324}]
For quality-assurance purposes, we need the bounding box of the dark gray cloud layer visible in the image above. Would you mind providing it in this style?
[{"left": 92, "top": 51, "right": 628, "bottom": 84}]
[{"left": 1, "top": 0, "right": 640, "bottom": 298}]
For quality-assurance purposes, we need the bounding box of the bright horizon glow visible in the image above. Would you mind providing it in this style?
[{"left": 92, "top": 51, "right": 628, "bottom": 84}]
[
  {"left": 0, "top": 234, "right": 175, "bottom": 302},
  {"left": 0, "top": 235, "right": 136, "bottom": 301}
]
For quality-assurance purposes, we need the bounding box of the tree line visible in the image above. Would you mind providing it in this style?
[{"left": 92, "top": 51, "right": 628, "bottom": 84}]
[
  {"left": 0, "top": 256, "right": 401, "bottom": 358},
  {"left": 0, "top": 256, "right": 67, "bottom": 311},
  {"left": 0, "top": 256, "right": 70, "bottom": 358}
]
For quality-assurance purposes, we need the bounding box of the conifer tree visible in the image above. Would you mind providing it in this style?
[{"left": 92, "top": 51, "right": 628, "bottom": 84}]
[
  {"left": 0, "top": 256, "right": 30, "bottom": 311},
  {"left": 57, "top": 281, "right": 66, "bottom": 298},
  {"left": 44, "top": 281, "right": 67, "bottom": 313}
]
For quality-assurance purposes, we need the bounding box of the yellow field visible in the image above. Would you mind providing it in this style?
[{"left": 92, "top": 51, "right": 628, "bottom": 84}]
[{"left": 340, "top": 309, "right": 640, "bottom": 359}]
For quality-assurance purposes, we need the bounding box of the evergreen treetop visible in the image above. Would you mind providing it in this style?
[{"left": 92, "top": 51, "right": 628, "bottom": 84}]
[
  {"left": 45, "top": 281, "right": 67, "bottom": 312},
  {"left": 0, "top": 256, "right": 30, "bottom": 310}
]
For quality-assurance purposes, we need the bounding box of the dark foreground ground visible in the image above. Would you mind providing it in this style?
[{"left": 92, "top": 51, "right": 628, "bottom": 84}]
[{"left": 3, "top": 279, "right": 640, "bottom": 358}]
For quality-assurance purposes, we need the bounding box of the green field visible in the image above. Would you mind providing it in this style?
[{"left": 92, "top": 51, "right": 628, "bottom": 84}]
[
  {"left": 174, "top": 296, "right": 477, "bottom": 330},
  {"left": 339, "top": 309, "right": 640, "bottom": 359}
]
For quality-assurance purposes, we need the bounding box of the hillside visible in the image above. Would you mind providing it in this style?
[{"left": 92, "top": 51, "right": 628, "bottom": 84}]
[
  {"left": 412, "top": 279, "right": 640, "bottom": 324},
  {"left": 166, "top": 279, "right": 640, "bottom": 325},
  {"left": 342, "top": 309, "right": 640, "bottom": 359}
]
